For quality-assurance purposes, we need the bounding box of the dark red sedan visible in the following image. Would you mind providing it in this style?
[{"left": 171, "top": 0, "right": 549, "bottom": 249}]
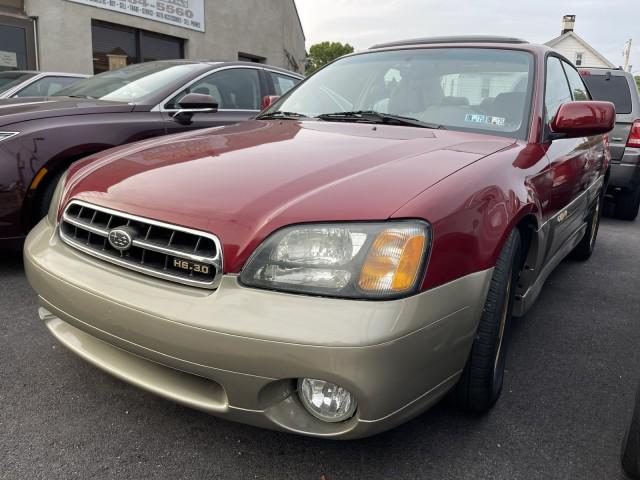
[
  {"left": 25, "top": 37, "right": 614, "bottom": 438},
  {"left": 0, "top": 60, "right": 302, "bottom": 248}
]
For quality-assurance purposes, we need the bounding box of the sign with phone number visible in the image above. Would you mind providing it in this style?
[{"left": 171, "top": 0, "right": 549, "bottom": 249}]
[{"left": 66, "top": 0, "right": 205, "bottom": 32}]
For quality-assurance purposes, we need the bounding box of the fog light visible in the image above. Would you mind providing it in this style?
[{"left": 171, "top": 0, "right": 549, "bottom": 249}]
[{"left": 298, "top": 378, "right": 357, "bottom": 423}]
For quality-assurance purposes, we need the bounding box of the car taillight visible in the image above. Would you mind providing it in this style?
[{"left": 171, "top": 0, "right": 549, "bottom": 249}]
[{"left": 628, "top": 121, "right": 640, "bottom": 148}]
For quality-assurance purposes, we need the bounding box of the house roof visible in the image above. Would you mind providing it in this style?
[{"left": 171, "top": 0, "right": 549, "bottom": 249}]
[{"left": 545, "top": 31, "right": 615, "bottom": 68}]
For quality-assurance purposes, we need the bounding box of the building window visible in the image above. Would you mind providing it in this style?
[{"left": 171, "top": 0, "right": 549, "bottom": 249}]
[
  {"left": 238, "top": 52, "right": 265, "bottom": 64},
  {"left": 0, "top": 14, "right": 37, "bottom": 71},
  {"left": 91, "top": 20, "right": 185, "bottom": 74},
  {"left": 481, "top": 77, "right": 491, "bottom": 98},
  {"left": 575, "top": 52, "right": 584, "bottom": 66},
  {"left": 0, "top": 24, "right": 26, "bottom": 71}
]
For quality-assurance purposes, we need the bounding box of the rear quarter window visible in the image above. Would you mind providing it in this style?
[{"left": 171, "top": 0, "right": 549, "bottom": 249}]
[
  {"left": 562, "top": 63, "right": 590, "bottom": 101},
  {"left": 269, "top": 72, "right": 300, "bottom": 96},
  {"left": 581, "top": 75, "right": 633, "bottom": 114}
]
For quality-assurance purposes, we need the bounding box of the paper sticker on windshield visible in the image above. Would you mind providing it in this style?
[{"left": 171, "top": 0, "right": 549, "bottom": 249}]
[{"left": 465, "top": 114, "right": 506, "bottom": 127}]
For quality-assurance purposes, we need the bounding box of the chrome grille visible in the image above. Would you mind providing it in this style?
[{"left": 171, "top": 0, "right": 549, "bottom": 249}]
[{"left": 59, "top": 200, "right": 223, "bottom": 289}]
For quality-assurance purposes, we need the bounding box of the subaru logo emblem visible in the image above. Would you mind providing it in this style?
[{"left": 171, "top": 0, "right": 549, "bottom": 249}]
[{"left": 108, "top": 226, "right": 136, "bottom": 251}]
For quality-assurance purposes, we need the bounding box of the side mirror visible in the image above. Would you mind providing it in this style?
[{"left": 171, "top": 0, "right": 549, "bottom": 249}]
[
  {"left": 550, "top": 101, "right": 615, "bottom": 139},
  {"left": 262, "top": 95, "right": 280, "bottom": 110},
  {"left": 173, "top": 93, "right": 219, "bottom": 125}
]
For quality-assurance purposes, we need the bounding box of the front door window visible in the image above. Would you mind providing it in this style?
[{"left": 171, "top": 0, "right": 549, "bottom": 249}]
[{"left": 166, "top": 68, "right": 262, "bottom": 111}]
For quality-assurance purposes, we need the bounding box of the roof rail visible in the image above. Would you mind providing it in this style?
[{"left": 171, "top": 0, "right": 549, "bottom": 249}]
[
  {"left": 370, "top": 36, "right": 529, "bottom": 49},
  {"left": 577, "top": 66, "right": 624, "bottom": 71}
]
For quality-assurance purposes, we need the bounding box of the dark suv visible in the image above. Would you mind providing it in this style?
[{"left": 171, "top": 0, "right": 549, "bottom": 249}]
[{"left": 580, "top": 68, "right": 640, "bottom": 220}]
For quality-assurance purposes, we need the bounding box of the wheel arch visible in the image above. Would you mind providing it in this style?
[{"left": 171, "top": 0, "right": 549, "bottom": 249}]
[
  {"left": 488, "top": 203, "right": 543, "bottom": 318},
  {"left": 20, "top": 143, "right": 115, "bottom": 228},
  {"left": 511, "top": 212, "right": 541, "bottom": 304}
]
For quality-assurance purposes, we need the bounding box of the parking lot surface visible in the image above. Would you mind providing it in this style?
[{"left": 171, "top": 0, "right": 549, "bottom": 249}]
[{"left": 1, "top": 217, "right": 639, "bottom": 480}]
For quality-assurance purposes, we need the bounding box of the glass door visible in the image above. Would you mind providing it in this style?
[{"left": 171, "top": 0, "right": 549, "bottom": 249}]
[{"left": 0, "top": 14, "right": 36, "bottom": 71}]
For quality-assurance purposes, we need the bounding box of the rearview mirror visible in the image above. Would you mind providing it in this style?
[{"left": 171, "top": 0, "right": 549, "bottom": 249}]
[
  {"left": 262, "top": 95, "right": 280, "bottom": 110},
  {"left": 173, "top": 93, "right": 219, "bottom": 125},
  {"left": 550, "top": 101, "right": 615, "bottom": 139}
]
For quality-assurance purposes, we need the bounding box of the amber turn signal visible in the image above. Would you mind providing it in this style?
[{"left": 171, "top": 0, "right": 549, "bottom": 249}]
[{"left": 358, "top": 227, "right": 427, "bottom": 294}]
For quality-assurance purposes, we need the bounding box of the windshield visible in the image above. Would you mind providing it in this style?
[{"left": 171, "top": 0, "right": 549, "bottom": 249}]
[
  {"left": 0, "top": 72, "right": 37, "bottom": 95},
  {"left": 53, "top": 62, "right": 204, "bottom": 103},
  {"left": 268, "top": 48, "right": 535, "bottom": 138}
]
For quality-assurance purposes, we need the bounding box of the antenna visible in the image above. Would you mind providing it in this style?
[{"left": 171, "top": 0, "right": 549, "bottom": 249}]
[{"left": 623, "top": 39, "right": 633, "bottom": 72}]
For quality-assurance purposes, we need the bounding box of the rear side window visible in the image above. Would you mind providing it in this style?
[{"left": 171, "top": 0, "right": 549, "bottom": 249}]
[
  {"left": 562, "top": 63, "right": 590, "bottom": 101},
  {"left": 269, "top": 72, "right": 300, "bottom": 96},
  {"left": 581, "top": 74, "right": 632, "bottom": 114},
  {"left": 544, "top": 57, "right": 572, "bottom": 122}
]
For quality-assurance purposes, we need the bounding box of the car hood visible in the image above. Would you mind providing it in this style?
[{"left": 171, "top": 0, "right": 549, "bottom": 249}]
[
  {"left": 0, "top": 97, "right": 133, "bottom": 127},
  {"left": 64, "top": 120, "right": 514, "bottom": 272}
]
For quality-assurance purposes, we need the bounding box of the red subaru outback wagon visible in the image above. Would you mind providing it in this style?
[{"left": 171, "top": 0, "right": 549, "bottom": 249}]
[{"left": 25, "top": 37, "right": 614, "bottom": 438}]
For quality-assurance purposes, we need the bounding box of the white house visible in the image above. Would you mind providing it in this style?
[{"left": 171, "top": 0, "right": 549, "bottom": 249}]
[{"left": 545, "top": 15, "right": 615, "bottom": 68}]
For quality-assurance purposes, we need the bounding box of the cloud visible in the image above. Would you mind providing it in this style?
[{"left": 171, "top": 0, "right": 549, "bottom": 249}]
[{"left": 295, "top": 0, "right": 639, "bottom": 72}]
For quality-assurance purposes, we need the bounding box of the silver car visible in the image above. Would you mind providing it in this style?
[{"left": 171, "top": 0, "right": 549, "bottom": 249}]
[{"left": 0, "top": 70, "right": 89, "bottom": 99}]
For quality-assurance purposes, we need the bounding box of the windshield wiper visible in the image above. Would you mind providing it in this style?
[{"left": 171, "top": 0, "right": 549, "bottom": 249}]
[
  {"left": 257, "top": 111, "right": 308, "bottom": 120},
  {"left": 317, "top": 111, "right": 444, "bottom": 130}
]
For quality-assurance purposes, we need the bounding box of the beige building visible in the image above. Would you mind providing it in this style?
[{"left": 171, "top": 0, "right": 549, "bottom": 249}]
[
  {"left": 545, "top": 15, "right": 615, "bottom": 69},
  {"left": 0, "top": 0, "right": 306, "bottom": 74}
]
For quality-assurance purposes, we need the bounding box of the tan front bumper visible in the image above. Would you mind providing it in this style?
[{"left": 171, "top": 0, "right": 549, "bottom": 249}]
[{"left": 25, "top": 218, "right": 493, "bottom": 439}]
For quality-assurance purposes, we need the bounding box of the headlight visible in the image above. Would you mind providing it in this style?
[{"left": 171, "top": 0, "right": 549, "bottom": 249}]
[
  {"left": 47, "top": 170, "right": 69, "bottom": 226},
  {"left": 240, "top": 220, "right": 431, "bottom": 299},
  {"left": 0, "top": 132, "right": 18, "bottom": 142}
]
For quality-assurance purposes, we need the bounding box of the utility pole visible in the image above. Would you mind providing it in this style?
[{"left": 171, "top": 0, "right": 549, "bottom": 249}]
[{"left": 623, "top": 39, "right": 632, "bottom": 72}]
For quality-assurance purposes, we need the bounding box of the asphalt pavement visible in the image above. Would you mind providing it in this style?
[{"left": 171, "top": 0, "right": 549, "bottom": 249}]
[{"left": 1, "top": 217, "right": 639, "bottom": 480}]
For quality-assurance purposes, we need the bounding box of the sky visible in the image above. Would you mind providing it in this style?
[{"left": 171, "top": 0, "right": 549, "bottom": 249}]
[{"left": 295, "top": 0, "right": 639, "bottom": 74}]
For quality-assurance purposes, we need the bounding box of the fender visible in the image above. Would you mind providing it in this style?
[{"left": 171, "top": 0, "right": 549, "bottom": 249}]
[
  {"left": 393, "top": 141, "right": 551, "bottom": 292},
  {"left": 20, "top": 143, "right": 116, "bottom": 228}
]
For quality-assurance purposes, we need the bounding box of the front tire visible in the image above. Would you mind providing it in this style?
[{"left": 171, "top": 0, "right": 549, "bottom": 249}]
[
  {"left": 35, "top": 171, "right": 64, "bottom": 221},
  {"left": 452, "top": 229, "right": 521, "bottom": 412}
]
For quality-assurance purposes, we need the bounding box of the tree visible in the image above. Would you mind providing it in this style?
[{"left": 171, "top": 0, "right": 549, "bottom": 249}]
[
  {"left": 306, "top": 41, "right": 354, "bottom": 75},
  {"left": 635, "top": 76, "right": 640, "bottom": 93}
]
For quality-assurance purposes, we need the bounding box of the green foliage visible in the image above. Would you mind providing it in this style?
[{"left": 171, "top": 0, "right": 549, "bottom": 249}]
[
  {"left": 306, "top": 41, "right": 354, "bottom": 75},
  {"left": 635, "top": 76, "right": 640, "bottom": 93}
]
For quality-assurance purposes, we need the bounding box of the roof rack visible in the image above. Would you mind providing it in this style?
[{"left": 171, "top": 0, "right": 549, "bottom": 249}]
[{"left": 370, "top": 36, "right": 529, "bottom": 49}]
